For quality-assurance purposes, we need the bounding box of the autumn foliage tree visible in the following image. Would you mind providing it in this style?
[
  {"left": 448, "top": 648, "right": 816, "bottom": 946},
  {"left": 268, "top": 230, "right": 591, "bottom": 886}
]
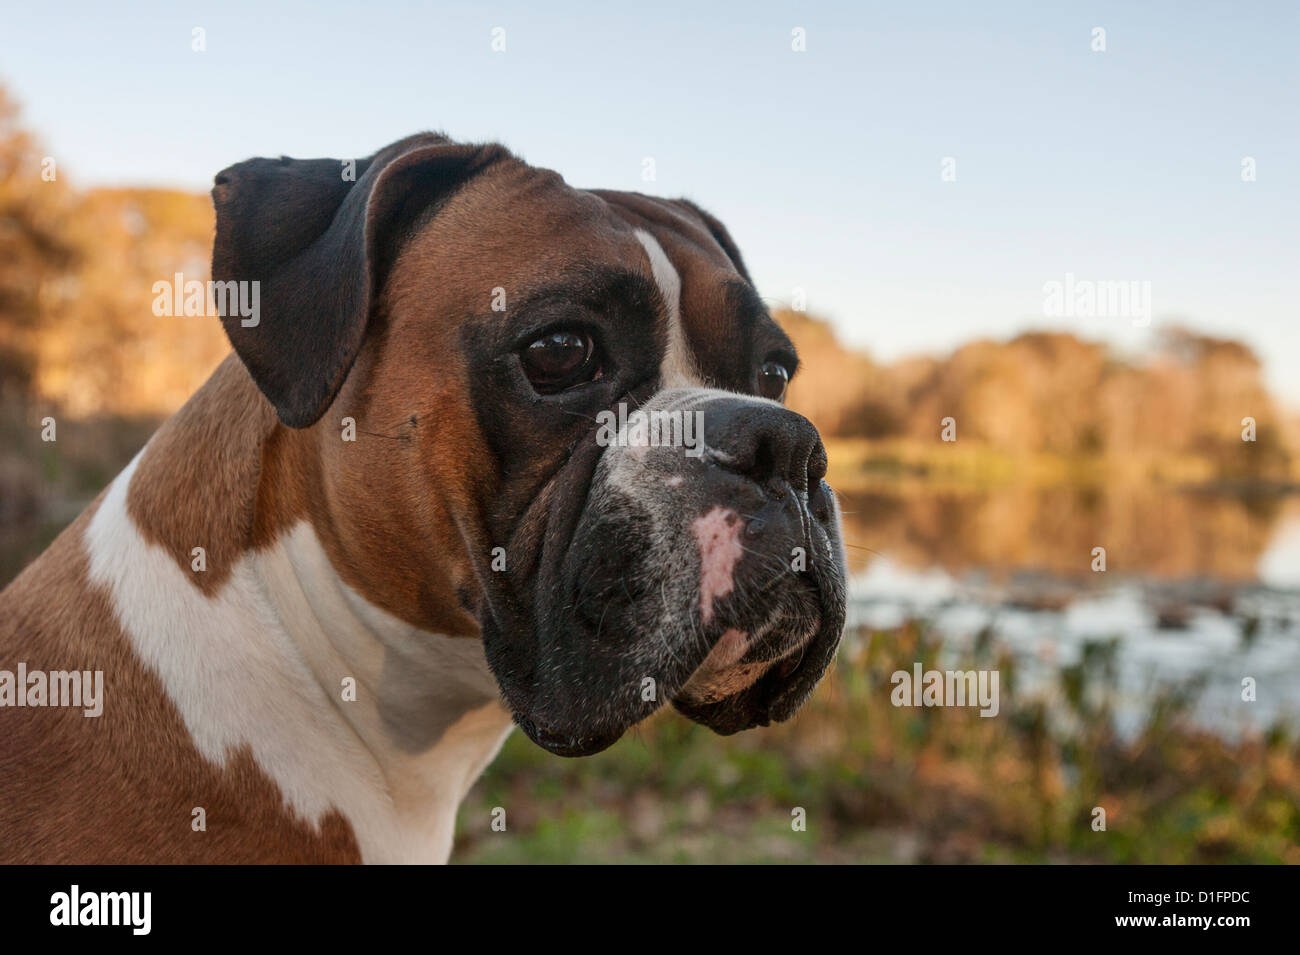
[{"left": 0, "top": 86, "right": 76, "bottom": 408}]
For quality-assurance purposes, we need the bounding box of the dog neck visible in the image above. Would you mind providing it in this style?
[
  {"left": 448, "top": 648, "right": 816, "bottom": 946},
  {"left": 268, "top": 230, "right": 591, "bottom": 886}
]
[{"left": 86, "top": 356, "right": 513, "bottom": 862}]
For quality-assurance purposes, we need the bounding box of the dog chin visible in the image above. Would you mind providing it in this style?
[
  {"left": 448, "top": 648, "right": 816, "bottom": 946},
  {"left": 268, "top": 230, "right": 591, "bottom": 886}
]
[
  {"left": 673, "top": 576, "right": 845, "bottom": 735},
  {"left": 671, "top": 624, "right": 837, "bottom": 736},
  {"left": 517, "top": 608, "right": 840, "bottom": 758},
  {"left": 514, "top": 716, "right": 625, "bottom": 758}
]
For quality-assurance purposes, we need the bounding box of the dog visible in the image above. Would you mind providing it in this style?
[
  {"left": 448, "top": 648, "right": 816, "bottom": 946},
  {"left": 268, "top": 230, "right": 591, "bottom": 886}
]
[{"left": 0, "top": 133, "right": 847, "bottom": 863}]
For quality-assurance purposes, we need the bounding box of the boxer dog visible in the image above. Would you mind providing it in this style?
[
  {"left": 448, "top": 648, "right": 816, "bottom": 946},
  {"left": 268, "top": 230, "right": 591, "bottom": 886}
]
[{"left": 0, "top": 133, "right": 847, "bottom": 863}]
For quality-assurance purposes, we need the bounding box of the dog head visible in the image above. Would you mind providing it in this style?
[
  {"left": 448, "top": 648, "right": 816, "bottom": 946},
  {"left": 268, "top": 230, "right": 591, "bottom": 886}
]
[{"left": 212, "top": 133, "right": 847, "bottom": 757}]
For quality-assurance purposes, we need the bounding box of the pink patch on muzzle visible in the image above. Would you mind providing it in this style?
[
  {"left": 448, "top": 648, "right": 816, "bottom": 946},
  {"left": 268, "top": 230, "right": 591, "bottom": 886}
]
[{"left": 692, "top": 506, "right": 744, "bottom": 624}]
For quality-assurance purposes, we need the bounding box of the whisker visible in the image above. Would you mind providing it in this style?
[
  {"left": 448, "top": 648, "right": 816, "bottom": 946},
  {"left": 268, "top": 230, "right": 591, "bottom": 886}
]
[{"left": 358, "top": 428, "right": 408, "bottom": 441}]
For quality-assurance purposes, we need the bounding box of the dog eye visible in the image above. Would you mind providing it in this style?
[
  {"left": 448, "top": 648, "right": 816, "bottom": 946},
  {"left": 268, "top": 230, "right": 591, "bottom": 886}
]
[
  {"left": 520, "top": 329, "right": 600, "bottom": 393},
  {"left": 757, "top": 360, "right": 790, "bottom": 401}
]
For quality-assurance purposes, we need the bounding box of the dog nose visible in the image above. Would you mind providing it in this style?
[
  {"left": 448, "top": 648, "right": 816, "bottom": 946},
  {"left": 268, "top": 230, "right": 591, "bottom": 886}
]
[{"left": 701, "top": 397, "right": 828, "bottom": 497}]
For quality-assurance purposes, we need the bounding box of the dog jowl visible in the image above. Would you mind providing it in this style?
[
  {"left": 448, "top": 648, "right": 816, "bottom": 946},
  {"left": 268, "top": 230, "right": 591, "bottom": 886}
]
[{"left": 0, "top": 132, "right": 847, "bottom": 862}]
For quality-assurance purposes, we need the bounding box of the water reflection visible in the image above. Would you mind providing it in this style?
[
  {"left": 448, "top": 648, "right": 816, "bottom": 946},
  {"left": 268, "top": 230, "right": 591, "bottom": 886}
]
[{"left": 837, "top": 486, "right": 1292, "bottom": 582}]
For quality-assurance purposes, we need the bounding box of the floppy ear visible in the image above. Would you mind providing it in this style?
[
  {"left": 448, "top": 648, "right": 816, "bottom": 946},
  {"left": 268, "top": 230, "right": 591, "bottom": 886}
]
[
  {"left": 671, "top": 198, "right": 754, "bottom": 285},
  {"left": 211, "top": 133, "right": 508, "bottom": 428}
]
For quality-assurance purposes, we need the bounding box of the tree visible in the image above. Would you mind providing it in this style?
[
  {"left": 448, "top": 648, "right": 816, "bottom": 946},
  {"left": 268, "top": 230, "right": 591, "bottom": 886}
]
[{"left": 0, "top": 85, "right": 76, "bottom": 407}]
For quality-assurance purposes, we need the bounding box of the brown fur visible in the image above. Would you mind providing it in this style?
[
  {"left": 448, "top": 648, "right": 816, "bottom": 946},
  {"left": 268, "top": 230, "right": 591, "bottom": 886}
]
[{"left": 0, "top": 495, "right": 361, "bottom": 863}]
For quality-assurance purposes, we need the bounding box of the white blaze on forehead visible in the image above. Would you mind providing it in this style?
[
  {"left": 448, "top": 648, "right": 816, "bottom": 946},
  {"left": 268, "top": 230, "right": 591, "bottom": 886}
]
[{"left": 634, "top": 228, "right": 706, "bottom": 388}]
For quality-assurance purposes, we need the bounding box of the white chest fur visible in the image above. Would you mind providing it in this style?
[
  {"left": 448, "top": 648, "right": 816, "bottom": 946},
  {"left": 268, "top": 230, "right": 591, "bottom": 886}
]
[{"left": 84, "top": 452, "right": 513, "bottom": 863}]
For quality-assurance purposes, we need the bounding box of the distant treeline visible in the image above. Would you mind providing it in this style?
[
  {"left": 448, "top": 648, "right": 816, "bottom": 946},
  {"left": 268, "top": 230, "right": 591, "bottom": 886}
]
[{"left": 779, "top": 310, "right": 1295, "bottom": 480}]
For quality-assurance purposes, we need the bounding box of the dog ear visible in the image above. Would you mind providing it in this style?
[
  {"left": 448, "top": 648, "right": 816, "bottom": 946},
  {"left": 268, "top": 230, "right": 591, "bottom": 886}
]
[
  {"left": 671, "top": 199, "right": 754, "bottom": 286},
  {"left": 211, "top": 134, "right": 507, "bottom": 428}
]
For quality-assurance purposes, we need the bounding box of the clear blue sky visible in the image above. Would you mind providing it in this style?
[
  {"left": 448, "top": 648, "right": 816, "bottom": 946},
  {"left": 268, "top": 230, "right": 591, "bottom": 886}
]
[{"left": 5, "top": 1, "right": 1297, "bottom": 402}]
